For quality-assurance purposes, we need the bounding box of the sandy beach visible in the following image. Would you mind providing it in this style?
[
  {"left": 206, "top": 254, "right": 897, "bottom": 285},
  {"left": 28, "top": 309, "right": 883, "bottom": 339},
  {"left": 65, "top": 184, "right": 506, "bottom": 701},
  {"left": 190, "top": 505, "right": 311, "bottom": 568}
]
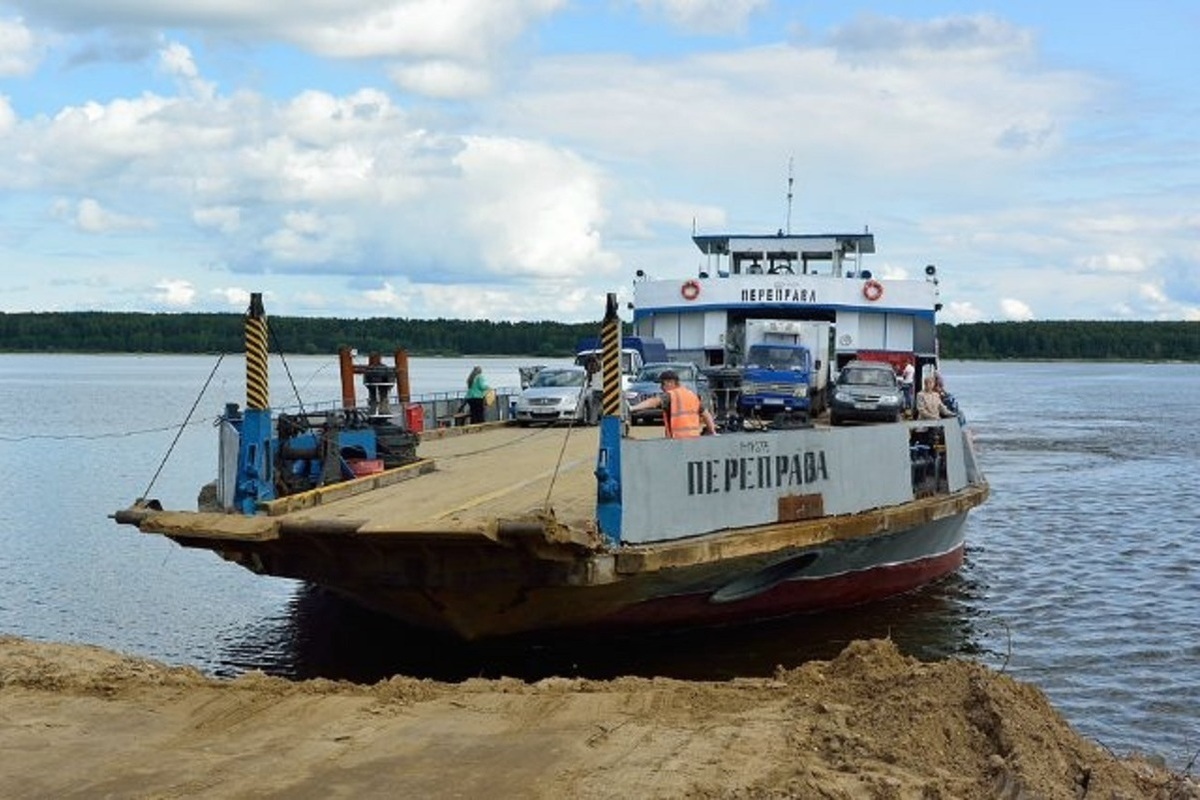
[{"left": 1, "top": 635, "right": 1194, "bottom": 799}]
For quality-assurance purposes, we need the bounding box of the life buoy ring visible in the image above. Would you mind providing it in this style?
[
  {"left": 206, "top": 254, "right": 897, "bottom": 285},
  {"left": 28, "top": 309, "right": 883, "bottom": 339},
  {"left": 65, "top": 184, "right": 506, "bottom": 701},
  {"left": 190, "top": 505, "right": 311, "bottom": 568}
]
[
  {"left": 863, "top": 279, "right": 884, "bottom": 302},
  {"left": 681, "top": 280, "right": 701, "bottom": 301}
]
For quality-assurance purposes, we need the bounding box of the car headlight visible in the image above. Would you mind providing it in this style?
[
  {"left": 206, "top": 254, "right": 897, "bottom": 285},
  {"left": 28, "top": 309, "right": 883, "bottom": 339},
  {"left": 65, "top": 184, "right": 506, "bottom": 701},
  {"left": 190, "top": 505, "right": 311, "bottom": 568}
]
[
  {"left": 834, "top": 390, "right": 851, "bottom": 402},
  {"left": 793, "top": 385, "right": 808, "bottom": 398},
  {"left": 881, "top": 394, "right": 901, "bottom": 405}
]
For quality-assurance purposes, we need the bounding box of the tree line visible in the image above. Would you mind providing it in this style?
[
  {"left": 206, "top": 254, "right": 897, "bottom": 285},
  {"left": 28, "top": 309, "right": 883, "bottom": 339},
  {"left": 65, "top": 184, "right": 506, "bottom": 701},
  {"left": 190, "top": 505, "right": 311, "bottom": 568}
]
[
  {"left": 936, "top": 320, "right": 1199, "bottom": 361},
  {"left": 0, "top": 311, "right": 1196, "bottom": 361},
  {"left": 0, "top": 311, "right": 600, "bottom": 357}
]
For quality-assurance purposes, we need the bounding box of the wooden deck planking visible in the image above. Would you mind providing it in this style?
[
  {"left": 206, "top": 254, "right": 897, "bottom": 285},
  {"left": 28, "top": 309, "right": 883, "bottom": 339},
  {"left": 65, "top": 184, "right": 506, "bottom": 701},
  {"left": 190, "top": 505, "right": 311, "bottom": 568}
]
[{"left": 281, "top": 425, "right": 605, "bottom": 535}]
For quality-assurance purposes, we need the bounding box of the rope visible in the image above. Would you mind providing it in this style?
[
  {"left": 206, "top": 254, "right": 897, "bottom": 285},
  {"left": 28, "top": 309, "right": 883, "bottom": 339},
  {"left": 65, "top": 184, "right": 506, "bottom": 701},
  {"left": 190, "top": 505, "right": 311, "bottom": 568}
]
[
  {"left": 0, "top": 420, "right": 211, "bottom": 442},
  {"left": 269, "top": 327, "right": 309, "bottom": 418},
  {"left": 542, "top": 381, "right": 592, "bottom": 511},
  {"left": 140, "top": 353, "right": 226, "bottom": 501}
]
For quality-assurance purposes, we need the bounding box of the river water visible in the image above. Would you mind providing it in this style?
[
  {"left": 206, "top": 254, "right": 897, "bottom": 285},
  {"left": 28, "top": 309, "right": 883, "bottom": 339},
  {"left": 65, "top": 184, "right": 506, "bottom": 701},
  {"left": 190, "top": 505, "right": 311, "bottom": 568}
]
[{"left": 0, "top": 354, "right": 1196, "bottom": 768}]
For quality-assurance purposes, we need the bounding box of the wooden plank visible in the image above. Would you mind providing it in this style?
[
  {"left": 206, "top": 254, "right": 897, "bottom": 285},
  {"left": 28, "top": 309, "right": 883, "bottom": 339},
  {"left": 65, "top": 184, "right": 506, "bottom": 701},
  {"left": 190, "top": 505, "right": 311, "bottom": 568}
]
[
  {"left": 138, "top": 511, "right": 280, "bottom": 541},
  {"left": 279, "top": 425, "right": 605, "bottom": 536},
  {"left": 260, "top": 459, "right": 436, "bottom": 516}
]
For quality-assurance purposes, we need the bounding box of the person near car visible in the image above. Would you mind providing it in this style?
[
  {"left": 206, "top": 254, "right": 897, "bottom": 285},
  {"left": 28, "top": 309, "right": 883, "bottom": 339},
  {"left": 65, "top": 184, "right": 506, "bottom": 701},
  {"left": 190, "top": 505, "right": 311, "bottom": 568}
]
[
  {"left": 932, "top": 372, "right": 960, "bottom": 416},
  {"left": 464, "top": 366, "right": 489, "bottom": 424},
  {"left": 628, "top": 370, "right": 717, "bottom": 438},
  {"left": 900, "top": 361, "right": 915, "bottom": 416},
  {"left": 915, "top": 374, "right": 955, "bottom": 420}
]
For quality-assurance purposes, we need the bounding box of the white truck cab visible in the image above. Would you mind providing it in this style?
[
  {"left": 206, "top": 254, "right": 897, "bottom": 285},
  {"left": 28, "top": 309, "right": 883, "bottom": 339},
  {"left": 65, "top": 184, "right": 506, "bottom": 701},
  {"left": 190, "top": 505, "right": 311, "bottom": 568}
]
[{"left": 574, "top": 348, "right": 644, "bottom": 392}]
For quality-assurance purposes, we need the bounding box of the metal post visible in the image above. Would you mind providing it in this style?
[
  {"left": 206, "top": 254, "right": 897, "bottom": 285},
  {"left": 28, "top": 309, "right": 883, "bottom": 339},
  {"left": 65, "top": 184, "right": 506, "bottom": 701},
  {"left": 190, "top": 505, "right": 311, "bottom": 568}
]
[
  {"left": 338, "top": 346, "right": 356, "bottom": 409},
  {"left": 234, "top": 293, "right": 276, "bottom": 514},
  {"left": 594, "top": 293, "right": 623, "bottom": 544},
  {"left": 394, "top": 349, "right": 410, "bottom": 404}
]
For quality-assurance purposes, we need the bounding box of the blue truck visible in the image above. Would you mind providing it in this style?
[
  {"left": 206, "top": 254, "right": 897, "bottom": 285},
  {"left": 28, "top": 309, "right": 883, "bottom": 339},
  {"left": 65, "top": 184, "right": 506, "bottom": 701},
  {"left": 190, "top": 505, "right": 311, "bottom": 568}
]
[
  {"left": 735, "top": 320, "right": 831, "bottom": 422},
  {"left": 738, "top": 342, "right": 816, "bottom": 418}
]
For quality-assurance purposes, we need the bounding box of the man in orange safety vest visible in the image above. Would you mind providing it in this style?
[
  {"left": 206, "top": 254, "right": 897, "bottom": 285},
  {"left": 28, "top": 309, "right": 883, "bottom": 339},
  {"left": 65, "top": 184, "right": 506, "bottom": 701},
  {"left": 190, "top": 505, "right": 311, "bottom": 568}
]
[{"left": 628, "top": 370, "right": 717, "bottom": 438}]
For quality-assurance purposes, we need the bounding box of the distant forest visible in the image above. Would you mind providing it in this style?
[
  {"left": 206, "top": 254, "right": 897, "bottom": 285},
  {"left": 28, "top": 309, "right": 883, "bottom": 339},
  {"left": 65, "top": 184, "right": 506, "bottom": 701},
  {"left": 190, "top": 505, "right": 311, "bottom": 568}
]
[{"left": 0, "top": 312, "right": 1197, "bottom": 361}]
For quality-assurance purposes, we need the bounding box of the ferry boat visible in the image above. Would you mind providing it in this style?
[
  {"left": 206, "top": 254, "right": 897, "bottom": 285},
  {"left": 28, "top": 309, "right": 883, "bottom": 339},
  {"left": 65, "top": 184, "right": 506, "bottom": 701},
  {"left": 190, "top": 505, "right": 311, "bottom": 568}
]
[{"left": 113, "top": 229, "right": 988, "bottom": 640}]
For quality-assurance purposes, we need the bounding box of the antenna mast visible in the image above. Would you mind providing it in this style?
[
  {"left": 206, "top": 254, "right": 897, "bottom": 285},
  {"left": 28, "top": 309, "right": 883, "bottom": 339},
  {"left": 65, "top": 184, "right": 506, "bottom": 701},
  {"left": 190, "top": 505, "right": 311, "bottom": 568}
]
[{"left": 785, "top": 157, "right": 794, "bottom": 235}]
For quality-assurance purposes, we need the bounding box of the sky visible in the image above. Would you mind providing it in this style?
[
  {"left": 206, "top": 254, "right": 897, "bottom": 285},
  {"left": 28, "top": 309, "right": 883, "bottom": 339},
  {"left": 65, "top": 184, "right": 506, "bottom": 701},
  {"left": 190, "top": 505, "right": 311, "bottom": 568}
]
[{"left": 1, "top": 1, "right": 1198, "bottom": 324}]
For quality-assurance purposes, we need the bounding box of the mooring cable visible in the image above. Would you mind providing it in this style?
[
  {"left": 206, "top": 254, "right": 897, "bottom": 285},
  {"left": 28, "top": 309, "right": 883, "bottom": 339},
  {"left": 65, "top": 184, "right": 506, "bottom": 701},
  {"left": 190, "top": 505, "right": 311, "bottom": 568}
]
[
  {"left": 140, "top": 353, "right": 225, "bottom": 501},
  {"left": 542, "top": 380, "right": 593, "bottom": 511}
]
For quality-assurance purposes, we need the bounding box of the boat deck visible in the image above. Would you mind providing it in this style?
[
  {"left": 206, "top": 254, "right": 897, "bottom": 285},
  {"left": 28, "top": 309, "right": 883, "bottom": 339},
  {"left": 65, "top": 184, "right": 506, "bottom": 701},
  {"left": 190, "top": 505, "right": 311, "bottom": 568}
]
[
  {"left": 302, "top": 423, "right": 607, "bottom": 535},
  {"left": 125, "top": 423, "right": 637, "bottom": 544}
]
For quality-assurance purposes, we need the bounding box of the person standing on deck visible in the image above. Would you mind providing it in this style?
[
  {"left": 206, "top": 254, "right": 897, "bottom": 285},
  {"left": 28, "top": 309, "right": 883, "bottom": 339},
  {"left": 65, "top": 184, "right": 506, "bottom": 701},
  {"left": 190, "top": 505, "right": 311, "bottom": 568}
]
[
  {"left": 916, "top": 375, "right": 955, "bottom": 420},
  {"left": 464, "top": 366, "right": 489, "bottom": 424},
  {"left": 628, "top": 370, "right": 717, "bottom": 438},
  {"left": 900, "top": 361, "right": 916, "bottom": 417}
]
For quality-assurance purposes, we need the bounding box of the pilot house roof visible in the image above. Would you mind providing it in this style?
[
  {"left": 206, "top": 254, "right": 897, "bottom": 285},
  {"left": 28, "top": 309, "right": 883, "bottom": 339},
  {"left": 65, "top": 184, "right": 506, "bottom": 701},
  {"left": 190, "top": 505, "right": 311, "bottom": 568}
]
[{"left": 692, "top": 232, "right": 876, "bottom": 258}]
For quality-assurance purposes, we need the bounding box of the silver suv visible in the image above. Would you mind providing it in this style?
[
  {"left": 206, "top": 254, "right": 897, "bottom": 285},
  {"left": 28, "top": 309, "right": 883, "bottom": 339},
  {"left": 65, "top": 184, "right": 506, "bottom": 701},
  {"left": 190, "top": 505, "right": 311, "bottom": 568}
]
[{"left": 829, "top": 360, "right": 904, "bottom": 425}]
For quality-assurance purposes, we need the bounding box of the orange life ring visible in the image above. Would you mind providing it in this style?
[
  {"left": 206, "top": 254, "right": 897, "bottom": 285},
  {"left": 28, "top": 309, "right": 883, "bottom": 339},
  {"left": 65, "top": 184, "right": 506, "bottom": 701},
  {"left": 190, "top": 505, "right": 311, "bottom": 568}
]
[
  {"left": 863, "top": 279, "right": 884, "bottom": 302},
  {"left": 681, "top": 280, "right": 701, "bottom": 301}
]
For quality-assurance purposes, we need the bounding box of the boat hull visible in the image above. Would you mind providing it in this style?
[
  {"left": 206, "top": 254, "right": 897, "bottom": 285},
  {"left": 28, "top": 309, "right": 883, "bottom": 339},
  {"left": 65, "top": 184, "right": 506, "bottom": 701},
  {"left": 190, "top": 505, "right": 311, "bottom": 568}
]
[
  {"left": 117, "top": 422, "right": 987, "bottom": 641},
  {"left": 596, "top": 512, "right": 967, "bottom": 630},
  {"left": 173, "top": 486, "right": 980, "bottom": 640},
  {"left": 326, "top": 529, "right": 968, "bottom": 639}
]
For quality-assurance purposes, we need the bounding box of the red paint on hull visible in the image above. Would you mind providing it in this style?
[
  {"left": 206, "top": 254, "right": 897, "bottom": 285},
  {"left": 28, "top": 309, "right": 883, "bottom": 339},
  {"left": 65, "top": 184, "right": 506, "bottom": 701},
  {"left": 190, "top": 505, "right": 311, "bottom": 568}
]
[{"left": 600, "top": 546, "right": 965, "bottom": 628}]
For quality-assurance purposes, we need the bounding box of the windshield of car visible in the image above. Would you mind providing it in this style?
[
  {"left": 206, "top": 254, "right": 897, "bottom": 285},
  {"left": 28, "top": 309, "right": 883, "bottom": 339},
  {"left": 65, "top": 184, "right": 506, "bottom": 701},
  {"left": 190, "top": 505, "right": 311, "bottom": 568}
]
[
  {"left": 839, "top": 367, "right": 895, "bottom": 387},
  {"left": 746, "top": 345, "right": 808, "bottom": 370},
  {"left": 530, "top": 369, "right": 585, "bottom": 388},
  {"left": 636, "top": 365, "right": 692, "bottom": 382}
]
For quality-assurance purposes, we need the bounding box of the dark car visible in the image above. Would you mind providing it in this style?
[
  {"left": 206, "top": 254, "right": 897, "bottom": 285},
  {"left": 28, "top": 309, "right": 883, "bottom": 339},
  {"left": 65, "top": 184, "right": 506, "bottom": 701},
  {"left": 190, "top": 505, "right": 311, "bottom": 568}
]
[
  {"left": 624, "top": 362, "right": 712, "bottom": 425},
  {"left": 829, "top": 360, "right": 904, "bottom": 425}
]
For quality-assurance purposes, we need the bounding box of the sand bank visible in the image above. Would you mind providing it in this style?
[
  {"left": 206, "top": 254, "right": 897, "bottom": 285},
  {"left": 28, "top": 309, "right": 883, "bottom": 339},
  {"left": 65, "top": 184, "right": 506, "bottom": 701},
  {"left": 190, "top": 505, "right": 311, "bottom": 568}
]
[{"left": 1, "top": 635, "right": 1195, "bottom": 798}]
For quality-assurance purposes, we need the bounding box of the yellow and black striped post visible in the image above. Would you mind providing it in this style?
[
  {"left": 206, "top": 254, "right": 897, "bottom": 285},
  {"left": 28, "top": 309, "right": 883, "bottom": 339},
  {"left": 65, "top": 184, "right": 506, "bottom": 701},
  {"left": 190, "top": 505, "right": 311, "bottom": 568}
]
[
  {"left": 594, "top": 292, "right": 623, "bottom": 543},
  {"left": 244, "top": 293, "right": 269, "bottom": 411},
  {"left": 600, "top": 294, "right": 622, "bottom": 417},
  {"left": 234, "top": 292, "right": 276, "bottom": 513}
]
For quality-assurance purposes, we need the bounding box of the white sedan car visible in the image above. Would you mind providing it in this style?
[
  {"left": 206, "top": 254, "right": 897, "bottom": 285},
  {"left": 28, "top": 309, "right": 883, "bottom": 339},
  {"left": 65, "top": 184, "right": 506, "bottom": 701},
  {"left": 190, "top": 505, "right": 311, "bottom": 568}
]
[{"left": 513, "top": 366, "right": 598, "bottom": 426}]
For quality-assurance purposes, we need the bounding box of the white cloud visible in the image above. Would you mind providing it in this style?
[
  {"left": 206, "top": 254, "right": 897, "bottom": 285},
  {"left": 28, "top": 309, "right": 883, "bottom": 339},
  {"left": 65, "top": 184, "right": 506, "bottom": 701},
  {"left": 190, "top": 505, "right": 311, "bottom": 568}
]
[
  {"left": 634, "top": 0, "right": 768, "bottom": 33},
  {"left": 193, "top": 205, "right": 241, "bottom": 234},
  {"left": 0, "top": 7, "right": 1194, "bottom": 323},
  {"left": 0, "top": 94, "right": 15, "bottom": 134},
  {"left": 211, "top": 287, "right": 251, "bottom": 307},
  {"left": 282, "top": 0, "right": 566, "bottom": 61},
  {"left": 501, "top": 28, "right": 1093, "bottom": 191},
  {"left": 827, "top": 13, "right": 1035, "bottom": 64},
  {"left": 454, "top": 136, "right": 620, "bottom": 279},
  {"left": 1077, "top": 252, "right": 1148, "bottom": 274},
  {"left": 1137, "top": 282, "right": 1168, "bottom": 305},
  {"left": 260, "top": 210, "right": 358, "bottom": 265},
  {"left": 158, "top": 41, "right": 215, "bottom": 100},
  {"left": 33, "top": 95, "right": 185, "bottom": 186},
  {"left": 363, "top": 281, "right": 405, "bottom": 309},
  {"left": 999, "top": 298, "right": 1034, "bottom": 321},
  {"left": 64, "top": 197, "right": 154, "bottom": 233},
  {"left": 0, "top": 17, "right": 38, "bottom": 76},
  {"left": 154, "top": 279, "right": 196, "bottom": 307},
  {"left": 388, "top": 60, "right": 491, "bottom": 99},
  {"left": 942, "top": 301, "right": 984, "bottom": 324},
  {"left": 18, "top": 1, "right": 564, "bottom": 62}
]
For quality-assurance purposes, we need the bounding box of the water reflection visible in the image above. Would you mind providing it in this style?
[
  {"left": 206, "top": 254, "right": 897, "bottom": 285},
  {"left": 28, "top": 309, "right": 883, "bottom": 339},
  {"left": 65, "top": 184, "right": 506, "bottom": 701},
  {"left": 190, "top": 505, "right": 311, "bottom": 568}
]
[{"left": 218, "top": 570, "right": 994, "bottom": 684}]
